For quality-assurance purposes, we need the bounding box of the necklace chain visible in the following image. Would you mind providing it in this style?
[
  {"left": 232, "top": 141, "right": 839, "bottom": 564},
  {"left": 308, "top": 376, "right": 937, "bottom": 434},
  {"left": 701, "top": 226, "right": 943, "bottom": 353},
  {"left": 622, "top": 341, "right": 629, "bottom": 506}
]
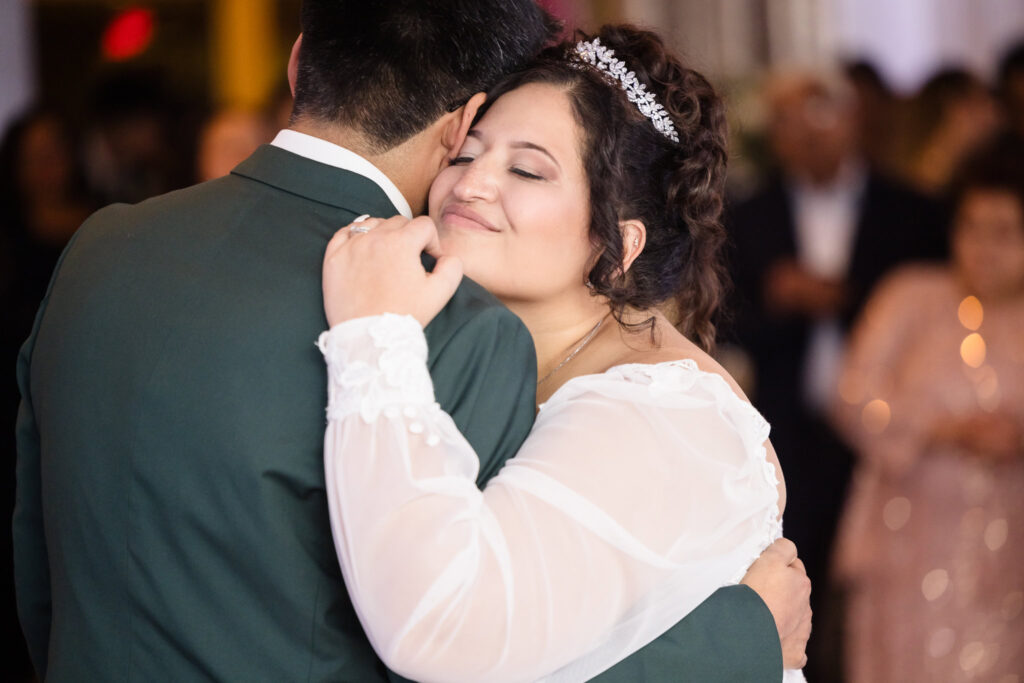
[{"left": 537, "top": 316, "right": 606, "bottom": 386}]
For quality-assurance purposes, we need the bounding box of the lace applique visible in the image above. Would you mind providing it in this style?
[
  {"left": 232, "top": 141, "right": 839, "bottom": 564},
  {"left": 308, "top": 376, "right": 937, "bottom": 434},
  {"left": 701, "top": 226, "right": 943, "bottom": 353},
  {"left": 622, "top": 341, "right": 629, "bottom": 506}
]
[
  {"left": 317, "top": 314, "right": 443, "bottom": 444},
  {"left": 612, "top": 359, "right": 701, "bottom": 397}
]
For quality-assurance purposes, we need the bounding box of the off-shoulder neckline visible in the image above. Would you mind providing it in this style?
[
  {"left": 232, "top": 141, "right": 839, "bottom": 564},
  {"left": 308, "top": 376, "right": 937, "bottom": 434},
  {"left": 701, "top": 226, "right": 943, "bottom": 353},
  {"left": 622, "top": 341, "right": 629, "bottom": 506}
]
[{"left": 539, "top": 357, "right": 712, "bottom": 412}]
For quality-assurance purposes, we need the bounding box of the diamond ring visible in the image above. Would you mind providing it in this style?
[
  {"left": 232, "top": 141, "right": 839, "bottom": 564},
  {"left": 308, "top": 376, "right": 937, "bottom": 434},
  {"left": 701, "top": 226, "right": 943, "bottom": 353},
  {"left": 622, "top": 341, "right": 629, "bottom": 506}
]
[{"left": 348, "top": 214, "right": 373, "bottom": 234}]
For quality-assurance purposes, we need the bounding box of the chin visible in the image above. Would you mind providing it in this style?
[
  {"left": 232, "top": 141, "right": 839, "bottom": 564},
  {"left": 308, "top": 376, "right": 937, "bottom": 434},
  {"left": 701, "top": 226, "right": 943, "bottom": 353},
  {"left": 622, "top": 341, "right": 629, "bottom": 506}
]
[
  {"left": 460, "top": 262, "right": 498, "bottom": 291},
  {"left": 438, "top": 235, "right": 491, "bottom": 283}
]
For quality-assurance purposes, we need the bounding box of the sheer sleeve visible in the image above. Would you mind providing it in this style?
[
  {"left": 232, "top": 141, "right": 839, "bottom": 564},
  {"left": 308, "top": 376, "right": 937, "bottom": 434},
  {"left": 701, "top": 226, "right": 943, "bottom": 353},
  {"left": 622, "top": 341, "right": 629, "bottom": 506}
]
[{"left": 320, "top": 314, "right": 781, "bottom": 683}]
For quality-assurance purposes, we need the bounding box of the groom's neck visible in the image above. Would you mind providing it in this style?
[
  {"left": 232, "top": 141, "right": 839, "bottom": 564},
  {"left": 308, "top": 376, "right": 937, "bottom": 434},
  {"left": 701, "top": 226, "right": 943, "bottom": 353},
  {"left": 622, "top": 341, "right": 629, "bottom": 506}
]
[{"left": 289, "top": 118, "right": 432, "bottom": 215}]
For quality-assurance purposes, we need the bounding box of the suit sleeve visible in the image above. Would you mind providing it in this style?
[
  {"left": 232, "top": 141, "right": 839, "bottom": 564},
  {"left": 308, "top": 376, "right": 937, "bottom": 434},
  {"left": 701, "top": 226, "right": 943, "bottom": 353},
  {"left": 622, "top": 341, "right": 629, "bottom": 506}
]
[
  {"left": 426, "top": 305, "right": 537, "bottom": 486},
  {"left": 591, "top": 585, "right": 783, "bottom": 682},
  {"left": 13, "top": 332, "right": 50, "bottom": 678},
  {"left": 10, "top": 253, "right": 78, "bottom": 678},
  {"left": 11, "top": 224, "right": 94, "bottom": 678}
]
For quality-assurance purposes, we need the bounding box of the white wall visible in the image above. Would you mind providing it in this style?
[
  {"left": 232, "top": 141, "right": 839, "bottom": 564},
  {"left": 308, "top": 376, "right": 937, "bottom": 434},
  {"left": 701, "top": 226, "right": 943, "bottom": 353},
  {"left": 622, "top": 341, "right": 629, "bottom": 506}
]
[
  {"left": 615, "top": 0, "right": 1024, "bottom": 90},
  {"left": 833, "top": 0, "right": 1024, "bottom": 92}
]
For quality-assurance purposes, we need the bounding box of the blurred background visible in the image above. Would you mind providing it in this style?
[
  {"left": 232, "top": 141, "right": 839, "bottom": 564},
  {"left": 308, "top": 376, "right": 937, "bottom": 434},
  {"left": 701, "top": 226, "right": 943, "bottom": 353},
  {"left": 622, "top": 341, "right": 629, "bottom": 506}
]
[{"left": 2, "top": 1, "right": 1023, "bottom": 681}]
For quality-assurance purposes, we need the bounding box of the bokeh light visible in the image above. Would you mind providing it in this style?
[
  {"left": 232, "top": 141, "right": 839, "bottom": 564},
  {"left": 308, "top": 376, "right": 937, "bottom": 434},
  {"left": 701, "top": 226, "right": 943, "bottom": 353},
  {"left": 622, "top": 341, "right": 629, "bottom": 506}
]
[
  {"left": 102, "top": 8, "right": 155, "bottom": 62},
  {"left": 861, "top": 398, "right": 891, "bottom": 434},
  {"left": 922, "top": 568, "right": 950, "bottom": 601},
  {"left": 960, "top": 333, "right": 987, "bottom": 368},
  {"left": 958, "top": 295, "right": 984, "bottom": 330},
  {"left": 883, "top": 496, "right": 912, "bottom": 531}
]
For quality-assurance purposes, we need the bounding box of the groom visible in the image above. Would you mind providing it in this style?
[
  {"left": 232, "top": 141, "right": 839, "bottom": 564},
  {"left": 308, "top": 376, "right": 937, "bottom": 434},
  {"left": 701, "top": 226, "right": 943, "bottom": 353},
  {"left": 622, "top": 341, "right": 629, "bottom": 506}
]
[{"left": 14, "top": 1, "right": 807, "bottom": 680}]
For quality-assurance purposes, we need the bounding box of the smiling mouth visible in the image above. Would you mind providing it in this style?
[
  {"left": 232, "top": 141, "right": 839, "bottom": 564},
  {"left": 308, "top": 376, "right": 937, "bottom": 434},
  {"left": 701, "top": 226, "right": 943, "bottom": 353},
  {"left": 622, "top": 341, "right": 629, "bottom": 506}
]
[{"left": 442, "top": 204, "right": 500, "bottom": 232}]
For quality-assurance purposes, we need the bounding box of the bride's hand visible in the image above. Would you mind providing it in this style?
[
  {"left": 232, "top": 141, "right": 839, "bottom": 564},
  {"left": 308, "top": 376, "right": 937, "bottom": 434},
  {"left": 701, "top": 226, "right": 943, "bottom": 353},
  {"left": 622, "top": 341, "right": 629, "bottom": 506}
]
[{"left": 323, "top": 215, "right": 463, "bottom": 328}]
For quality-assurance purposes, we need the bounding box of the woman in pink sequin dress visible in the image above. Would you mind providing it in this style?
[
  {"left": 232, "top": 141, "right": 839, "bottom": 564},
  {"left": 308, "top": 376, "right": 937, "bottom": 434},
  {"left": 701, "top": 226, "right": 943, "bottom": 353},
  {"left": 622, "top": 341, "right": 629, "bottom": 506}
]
[{"left": 833, "top": 146, "right": 1024, "bottom": 682}]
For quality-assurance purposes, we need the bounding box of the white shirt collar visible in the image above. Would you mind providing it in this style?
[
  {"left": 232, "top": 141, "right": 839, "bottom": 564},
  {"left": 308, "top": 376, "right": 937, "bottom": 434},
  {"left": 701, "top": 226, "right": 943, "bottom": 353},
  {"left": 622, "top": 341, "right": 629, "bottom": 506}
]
[
  {"left": 789, "top": 159, "right": 867, "bottom": 280},
  {"left": 270, "top": 129, "right": 413, "bottom": 219}
]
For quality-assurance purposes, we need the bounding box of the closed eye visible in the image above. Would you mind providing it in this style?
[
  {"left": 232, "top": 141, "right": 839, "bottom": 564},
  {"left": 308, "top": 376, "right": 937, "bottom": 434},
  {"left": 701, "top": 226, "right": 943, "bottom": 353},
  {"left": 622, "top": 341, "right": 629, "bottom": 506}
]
[
  {"left": 449, "top": 156, "right": 475, "bottom": 166},
  {"left": 511, "top": 168, "right": 544, "bottom": 180}
]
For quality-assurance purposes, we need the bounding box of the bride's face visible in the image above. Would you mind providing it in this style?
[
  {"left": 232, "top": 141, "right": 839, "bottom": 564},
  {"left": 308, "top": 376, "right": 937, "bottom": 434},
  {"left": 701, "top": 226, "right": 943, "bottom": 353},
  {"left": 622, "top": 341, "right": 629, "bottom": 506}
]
[{"left": 428, "top": 82, "right": 593, "bottom": 304}]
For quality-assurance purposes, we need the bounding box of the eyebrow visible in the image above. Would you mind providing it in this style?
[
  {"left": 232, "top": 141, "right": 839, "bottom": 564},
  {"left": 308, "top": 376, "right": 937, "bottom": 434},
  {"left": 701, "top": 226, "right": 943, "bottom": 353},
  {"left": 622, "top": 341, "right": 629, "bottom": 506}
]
[{"left": 467, "top": 130, "right": 561, "bottom": 171}]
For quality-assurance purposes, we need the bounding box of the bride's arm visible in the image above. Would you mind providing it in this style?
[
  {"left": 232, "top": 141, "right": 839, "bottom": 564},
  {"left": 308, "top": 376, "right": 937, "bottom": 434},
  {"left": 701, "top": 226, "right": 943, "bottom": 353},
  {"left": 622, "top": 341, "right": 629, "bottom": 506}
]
[{"left": 321, "top": 314, "right": 779, "bottom": 683}]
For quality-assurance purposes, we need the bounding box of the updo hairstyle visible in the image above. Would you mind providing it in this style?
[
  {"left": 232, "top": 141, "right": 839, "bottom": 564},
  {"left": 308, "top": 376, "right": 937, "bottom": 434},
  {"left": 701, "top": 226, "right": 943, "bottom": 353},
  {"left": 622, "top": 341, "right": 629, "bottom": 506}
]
[{"left": 476, "top": 25, "right": 729, "bottom": 351}]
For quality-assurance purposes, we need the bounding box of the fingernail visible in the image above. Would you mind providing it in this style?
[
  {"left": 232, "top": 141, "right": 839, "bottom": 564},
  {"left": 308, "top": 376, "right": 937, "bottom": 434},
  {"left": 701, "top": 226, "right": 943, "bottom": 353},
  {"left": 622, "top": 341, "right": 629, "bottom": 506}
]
[{"left": 353, "top": 214, "right": 370, "bottom": 222}]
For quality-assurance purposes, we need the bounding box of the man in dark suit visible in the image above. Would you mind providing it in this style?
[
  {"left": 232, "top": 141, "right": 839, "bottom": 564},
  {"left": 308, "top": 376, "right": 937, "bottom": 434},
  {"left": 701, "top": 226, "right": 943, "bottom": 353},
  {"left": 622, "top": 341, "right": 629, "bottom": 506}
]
[
  {"left": 15, "top": 2, "right": 807, "bottom": 680},
  {"left": 728, "top": 71, "right": 945, "bottom": 680}
]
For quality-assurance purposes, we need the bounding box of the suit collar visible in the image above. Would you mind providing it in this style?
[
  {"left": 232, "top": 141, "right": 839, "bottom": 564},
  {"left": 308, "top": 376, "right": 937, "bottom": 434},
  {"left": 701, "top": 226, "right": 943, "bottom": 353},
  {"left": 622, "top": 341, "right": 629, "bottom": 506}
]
[
  {"left": 231, "top": 144, "right": 400, "bottom": 218},
  {"left": 269, "top": 130, "right": 413, "bottom": 218}
]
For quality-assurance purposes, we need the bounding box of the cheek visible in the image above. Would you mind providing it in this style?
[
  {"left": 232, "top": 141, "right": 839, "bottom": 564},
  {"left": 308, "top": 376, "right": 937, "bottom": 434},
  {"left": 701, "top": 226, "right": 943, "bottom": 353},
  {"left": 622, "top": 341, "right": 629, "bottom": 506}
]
[
  {"left": 427, "top": 166, "right": 460, "bottom": 218},
  {"left": 511, "top": 191, "right": 591, "bottom": 272}
]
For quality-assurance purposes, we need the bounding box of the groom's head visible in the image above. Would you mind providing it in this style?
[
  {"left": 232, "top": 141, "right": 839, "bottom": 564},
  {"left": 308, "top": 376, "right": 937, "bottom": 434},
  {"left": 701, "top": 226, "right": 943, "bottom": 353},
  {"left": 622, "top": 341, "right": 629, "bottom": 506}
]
[{"left": 291, "top": 0, "right": 557, "bottom": 153}]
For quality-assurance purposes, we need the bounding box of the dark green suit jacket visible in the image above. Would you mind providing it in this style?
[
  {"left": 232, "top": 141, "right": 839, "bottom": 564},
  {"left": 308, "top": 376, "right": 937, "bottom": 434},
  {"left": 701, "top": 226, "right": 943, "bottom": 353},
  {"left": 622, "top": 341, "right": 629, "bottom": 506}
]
[{"left": 15, "top": 144, "right": 781, "bottom": 681}]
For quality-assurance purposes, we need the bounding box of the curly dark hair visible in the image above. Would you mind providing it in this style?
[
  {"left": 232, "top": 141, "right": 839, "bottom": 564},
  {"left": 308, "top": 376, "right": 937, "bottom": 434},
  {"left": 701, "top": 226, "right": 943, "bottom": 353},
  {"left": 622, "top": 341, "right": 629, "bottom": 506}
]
[{"left": 476, "top": 25, "right": 729, "bottom": 351}]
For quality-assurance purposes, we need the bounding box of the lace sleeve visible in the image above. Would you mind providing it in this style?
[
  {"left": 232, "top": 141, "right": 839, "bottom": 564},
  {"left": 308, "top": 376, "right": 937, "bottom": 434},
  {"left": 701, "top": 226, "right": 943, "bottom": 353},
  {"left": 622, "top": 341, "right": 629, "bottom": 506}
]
[{"left": 320, "top": 315, "right": 780, "bottom": 683}]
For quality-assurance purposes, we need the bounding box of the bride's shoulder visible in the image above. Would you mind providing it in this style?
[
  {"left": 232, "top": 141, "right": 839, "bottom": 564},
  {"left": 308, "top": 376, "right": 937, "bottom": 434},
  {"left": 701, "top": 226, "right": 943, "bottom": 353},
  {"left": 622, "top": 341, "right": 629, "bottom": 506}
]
[{"left": 603, "top": 333, "right": 783, "bottom": 505}]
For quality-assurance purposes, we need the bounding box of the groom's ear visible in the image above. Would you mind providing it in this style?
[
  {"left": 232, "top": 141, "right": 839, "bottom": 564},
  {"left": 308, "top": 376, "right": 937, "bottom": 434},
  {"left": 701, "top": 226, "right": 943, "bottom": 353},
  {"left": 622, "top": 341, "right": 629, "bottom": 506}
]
[
  {"left": 441, "top": 92, "right": 487, "bottom": 159},
  {"left": 287, "top": 35, "right": 303, "bottom": 97}
]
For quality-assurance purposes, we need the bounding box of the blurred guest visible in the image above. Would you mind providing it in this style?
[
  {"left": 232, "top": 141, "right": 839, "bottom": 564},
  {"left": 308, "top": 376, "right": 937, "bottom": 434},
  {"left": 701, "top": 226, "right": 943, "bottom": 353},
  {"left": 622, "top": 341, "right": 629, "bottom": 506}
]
[
  {"left": 844, "top": 60, "right": 902, "bottom": 177},
  {"left": 1, "top": 109, "right": 95, "bottom": 327},
  {"left": 996, "top": 40, "right": 1024, "bottom": 141},
  {"left": 0, "top": 107, "right": 96, "bottom": 683},
  {"left": 195, "top": 108, "right": 271, "bottom": 182},
  {"left": 832, "top": 143, "right": 1024, "bottom": 682},
  {"left": 727, "top": 71, "right": 945, "bottom": 679},
  {"left": 82, "top": 68, "right": 188, "bottom": 204},
  {"left": 903, "top": 69, "right": 1000, "bottom": 196}
]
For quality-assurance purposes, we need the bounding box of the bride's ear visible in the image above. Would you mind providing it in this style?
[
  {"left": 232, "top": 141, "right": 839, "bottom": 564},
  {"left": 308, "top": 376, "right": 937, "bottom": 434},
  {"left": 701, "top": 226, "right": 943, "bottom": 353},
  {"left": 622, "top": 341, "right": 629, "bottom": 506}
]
[
  {"left": 619, "top": 219, "right": 646, "bottom": 273},
  {"left": 442, "top": 92, "right": 487, "bottom": 159}
]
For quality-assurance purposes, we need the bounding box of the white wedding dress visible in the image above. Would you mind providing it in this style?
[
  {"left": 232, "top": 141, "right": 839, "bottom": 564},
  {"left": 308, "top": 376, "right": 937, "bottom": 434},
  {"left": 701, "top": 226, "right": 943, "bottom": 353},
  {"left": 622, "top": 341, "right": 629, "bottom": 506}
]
[{"left": 319, "top": 314, "right": 805, "bottom": 683}]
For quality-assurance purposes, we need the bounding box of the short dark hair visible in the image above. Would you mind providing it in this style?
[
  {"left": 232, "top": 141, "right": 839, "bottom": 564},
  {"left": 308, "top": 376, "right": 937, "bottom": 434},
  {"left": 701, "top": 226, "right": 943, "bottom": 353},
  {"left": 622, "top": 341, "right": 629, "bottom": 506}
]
[
  {"left": 915, "top": 68, "right": 989, "bottom": 139},
  {"left": 477, "top": 26, "right": 729, "bottom": 351},
  {"left": 997, "top": 40, "right": 1024, "bottom": 92},
  {"left": 950, "top": 136, "right": 1024, "bottom": 213},
  {"left": 293, "top": 0, "right": 558, "bottom": 151}
]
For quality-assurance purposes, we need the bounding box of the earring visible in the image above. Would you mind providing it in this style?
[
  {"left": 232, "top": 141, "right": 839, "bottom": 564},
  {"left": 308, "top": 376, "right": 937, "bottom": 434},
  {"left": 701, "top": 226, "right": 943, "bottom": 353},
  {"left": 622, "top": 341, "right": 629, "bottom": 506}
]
[{"left": 633, "top": 237, "right": 640, "bottom": 247}]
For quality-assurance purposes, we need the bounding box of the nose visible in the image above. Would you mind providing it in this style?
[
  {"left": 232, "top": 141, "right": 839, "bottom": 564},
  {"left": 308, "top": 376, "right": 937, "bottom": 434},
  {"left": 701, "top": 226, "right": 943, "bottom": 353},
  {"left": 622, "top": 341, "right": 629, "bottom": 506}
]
[{"left": 451, "top": 157, "right": 498, "bottom": 203}]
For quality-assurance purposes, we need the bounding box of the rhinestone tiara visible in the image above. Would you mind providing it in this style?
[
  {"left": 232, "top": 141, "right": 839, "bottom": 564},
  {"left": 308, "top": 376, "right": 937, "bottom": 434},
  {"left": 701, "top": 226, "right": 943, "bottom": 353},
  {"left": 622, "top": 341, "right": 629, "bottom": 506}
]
[{"left": 573, "top": 37, "right": 680, "bottom": 143}]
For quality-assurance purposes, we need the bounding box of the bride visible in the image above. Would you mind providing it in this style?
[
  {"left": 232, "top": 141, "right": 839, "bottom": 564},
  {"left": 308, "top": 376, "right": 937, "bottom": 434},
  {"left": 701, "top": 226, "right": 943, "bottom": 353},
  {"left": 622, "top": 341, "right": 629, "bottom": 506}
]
[{"left": 318, "top": 26, "right": 808, "bottom": 682}]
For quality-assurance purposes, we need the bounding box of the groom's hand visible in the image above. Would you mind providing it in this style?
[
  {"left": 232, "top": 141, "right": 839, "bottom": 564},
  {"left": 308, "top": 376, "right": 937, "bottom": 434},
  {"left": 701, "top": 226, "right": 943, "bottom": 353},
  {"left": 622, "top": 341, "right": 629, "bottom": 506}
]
[
  {"left": 740, "top": 538, "right": 812, "bottom": 669},
  {"left": 323, "top": 215, "right": 463, "bottom": 328}
]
